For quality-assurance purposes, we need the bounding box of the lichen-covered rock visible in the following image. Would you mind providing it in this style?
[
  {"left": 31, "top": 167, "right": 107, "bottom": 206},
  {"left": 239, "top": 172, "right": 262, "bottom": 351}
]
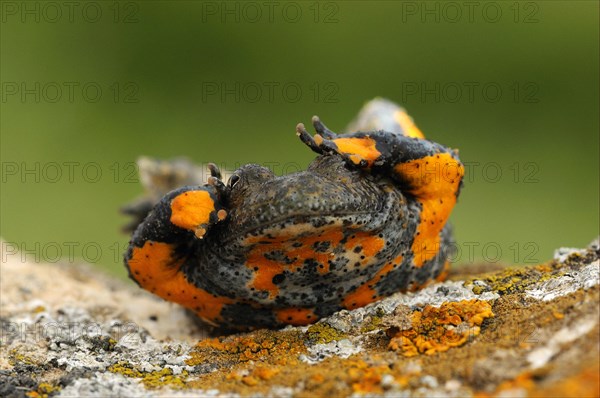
[{"left": 1, "top": 239, "right": 598, "bottom": 397}]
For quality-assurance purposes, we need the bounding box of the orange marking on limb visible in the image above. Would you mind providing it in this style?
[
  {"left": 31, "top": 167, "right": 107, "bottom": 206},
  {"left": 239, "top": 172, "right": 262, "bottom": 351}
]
[
  {"left": 394, "top": 153, "right": 464, "bottom": 267},
  {"left": 393, "top": 110, "right": 425, "bottom": 139},
  {"left": 342, "top": 261, "right": 397, "bottom": 309},
  {"left": 128, "top": 241, "right": 183, "bottom": 286},
  {"left": 275, "top": 307, "right": 316, "bottom": 326},
  {"left": 332, "top": 137, "right": 381, "bottom": 166},
  {"left": 170, "top": 190, "right": 215, "bottom": 231},
  {"left": 127, "top": 241, "right": 233, "bottom": 324}
]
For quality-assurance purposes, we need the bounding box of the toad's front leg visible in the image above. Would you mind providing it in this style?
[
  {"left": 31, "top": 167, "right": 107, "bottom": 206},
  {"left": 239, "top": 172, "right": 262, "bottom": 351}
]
[{"left": 124, "top": 167, "right": 233, "bottom": 326}]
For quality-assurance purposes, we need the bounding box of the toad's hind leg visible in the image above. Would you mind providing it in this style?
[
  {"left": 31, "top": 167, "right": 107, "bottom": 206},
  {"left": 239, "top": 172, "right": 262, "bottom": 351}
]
[
  {"left": 311, "top": 116, "right": 337, "bottom": 139},
  {"left": 298, "top": 120, "right": 464, "bottom": 269}
]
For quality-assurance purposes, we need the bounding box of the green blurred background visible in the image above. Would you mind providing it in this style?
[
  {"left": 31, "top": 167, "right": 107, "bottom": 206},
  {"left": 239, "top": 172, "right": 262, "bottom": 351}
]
[{"left": 1, "top": 1, "right": 598, "bottom": 276}]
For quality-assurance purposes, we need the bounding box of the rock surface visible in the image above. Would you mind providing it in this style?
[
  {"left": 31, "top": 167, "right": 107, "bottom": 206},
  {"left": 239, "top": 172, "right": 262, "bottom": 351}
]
[{"left": 1, "top": 239, "right": 598, "bottom": 397}]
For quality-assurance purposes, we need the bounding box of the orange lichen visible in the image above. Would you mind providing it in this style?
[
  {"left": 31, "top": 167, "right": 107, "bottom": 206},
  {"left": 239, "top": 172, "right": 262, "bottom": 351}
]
[
  {"left": 484, "top": 371, "right": 536, "bottom": 397},
  {"left": 347, "top": 361, "right": 389, "bottom": 394},
  {"left": 388, "top": 299, "right": 493, "bottom": 356},
  {"left": 533, "top": 363, "right": 600, "bottom": 397},
  {"left": 108, "top": 362, "right": 188, "bottom": 389},
  {"left": 25, "top": 383, "right": 60, "bottom": 398},
  {"left": 552, "top": 311, "right": 565, "bottom": 320},
  {"left": 306, "top": 322, "right": 348, "bottom": 343},
  {"left": 232, "top": 366, "right": 282, "bottom": 387},
  {"left": 478, "top": 361, "right": 600, "bottom": 398},
  {"left": 187, "top": 345, "right": 424, "bottom": 397},
  {"left": 186, "top": 329, "right": 306, "bottom": 366},
  {"left": 465, "top": 262, "right": 560, "bottom": 295}
]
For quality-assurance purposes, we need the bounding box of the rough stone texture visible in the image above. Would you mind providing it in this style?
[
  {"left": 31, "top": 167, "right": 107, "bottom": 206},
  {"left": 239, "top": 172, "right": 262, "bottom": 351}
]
[{"left": 1, "top": 239, "right": 598, "bottom": 397}]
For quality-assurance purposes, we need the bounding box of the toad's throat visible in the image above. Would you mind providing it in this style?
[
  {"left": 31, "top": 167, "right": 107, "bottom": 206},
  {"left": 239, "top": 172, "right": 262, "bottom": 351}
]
[{"left": 220, "top": 209, "right": 390, "bottom": 244}]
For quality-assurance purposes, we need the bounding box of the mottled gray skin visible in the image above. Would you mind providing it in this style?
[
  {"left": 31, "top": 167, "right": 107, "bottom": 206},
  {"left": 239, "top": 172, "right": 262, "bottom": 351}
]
[{"left": 173, "top": 155, "right": 451, "bottom": 328}]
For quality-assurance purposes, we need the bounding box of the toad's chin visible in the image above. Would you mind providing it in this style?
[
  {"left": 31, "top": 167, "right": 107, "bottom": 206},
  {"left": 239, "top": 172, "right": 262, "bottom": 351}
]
[
  {"left": 225, "top": 182, "right": 388, "bottom": 235},
  {"left": 217, "top": 193, "right": 403, "bottom": 247},
  {"left": 231, "top": 210, "right": 383, "bottom": 242}
]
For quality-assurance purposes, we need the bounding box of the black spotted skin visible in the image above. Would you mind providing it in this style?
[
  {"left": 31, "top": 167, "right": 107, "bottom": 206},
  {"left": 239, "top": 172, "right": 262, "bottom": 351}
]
[{"left": 124, "top": 102, "right": 464, "bottom": 330}]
